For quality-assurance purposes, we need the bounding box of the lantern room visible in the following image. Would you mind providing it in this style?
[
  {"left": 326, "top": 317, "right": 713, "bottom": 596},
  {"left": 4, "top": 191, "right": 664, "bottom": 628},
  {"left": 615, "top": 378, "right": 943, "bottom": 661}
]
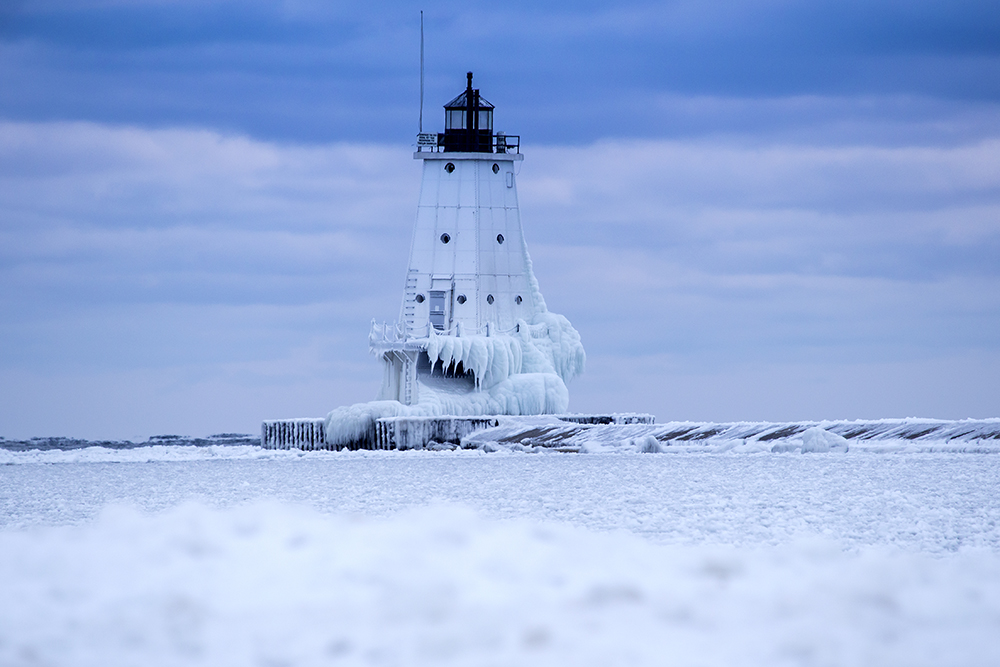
[{"left": 441, "top": 72, "right": 495, "bottom": 153}]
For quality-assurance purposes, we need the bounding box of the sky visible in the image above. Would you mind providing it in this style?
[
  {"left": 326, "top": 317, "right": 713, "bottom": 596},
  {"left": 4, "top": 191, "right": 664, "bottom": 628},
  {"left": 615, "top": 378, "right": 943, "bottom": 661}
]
[{"left": 1, "top": 0, "right": 999, "bottom": 439}]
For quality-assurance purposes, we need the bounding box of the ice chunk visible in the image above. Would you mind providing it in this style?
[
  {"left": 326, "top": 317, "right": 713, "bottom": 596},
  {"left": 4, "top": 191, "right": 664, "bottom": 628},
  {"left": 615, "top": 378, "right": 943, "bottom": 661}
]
[
  {"left": 801, "top": 427, "right": 850, "bottom": 453},
  {"left": 634, "top": 436, "right": 662, "bottom": 453}
]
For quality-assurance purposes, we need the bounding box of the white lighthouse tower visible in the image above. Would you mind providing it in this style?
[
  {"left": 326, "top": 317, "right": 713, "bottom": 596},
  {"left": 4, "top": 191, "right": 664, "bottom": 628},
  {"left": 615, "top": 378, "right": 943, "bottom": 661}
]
[
  {"left": 326, "top": 72, "right": 585, "bottom": 447},
  {"left": 405, "top": 74, "right": 533, "bottom": 353}
]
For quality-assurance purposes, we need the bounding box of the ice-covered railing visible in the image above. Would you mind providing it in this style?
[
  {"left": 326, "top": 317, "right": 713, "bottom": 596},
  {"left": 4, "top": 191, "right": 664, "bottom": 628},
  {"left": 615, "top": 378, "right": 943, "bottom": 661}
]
[
  {"left": 369, "top": 320, "right": 410, "bottom": 348},
  {"left": 369, "top": 319, "right": 547, "bottom": 352}
]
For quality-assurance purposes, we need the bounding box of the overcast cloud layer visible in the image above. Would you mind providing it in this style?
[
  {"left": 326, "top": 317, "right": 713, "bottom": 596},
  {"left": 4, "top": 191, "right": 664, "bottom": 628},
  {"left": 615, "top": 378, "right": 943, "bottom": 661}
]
[
  {"left": 1, "top": 1, "right": 998, "bottom": 438},
  {"left": 3, "top": 0, "right": 1000, "bottom": 144}
]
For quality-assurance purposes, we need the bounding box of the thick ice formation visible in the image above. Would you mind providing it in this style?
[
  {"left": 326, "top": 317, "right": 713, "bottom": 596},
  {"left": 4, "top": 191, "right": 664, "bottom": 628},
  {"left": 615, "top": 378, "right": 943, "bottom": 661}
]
[
  {"left": 420, "top": 315, "right": 584, "bottom": 389},
  {"left": 423, "top": 329, "right": 523, "bottom": 389},
  {"left": 326, "top": 257, "right": 585, "bottom": 448}
]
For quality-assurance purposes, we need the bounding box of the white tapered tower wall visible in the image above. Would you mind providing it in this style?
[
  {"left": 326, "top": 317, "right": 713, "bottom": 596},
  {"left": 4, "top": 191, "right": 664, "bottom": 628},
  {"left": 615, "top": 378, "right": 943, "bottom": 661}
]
[
  {"left": 402, "top": 152, "right": 533, "bottom": 337},
  {"left": 400, "top": 153, "right": 535, "bottom": 335}
]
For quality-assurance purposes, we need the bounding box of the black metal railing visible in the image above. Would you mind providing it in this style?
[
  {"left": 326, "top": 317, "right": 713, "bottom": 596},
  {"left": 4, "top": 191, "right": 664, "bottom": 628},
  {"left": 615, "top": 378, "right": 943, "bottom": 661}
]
[
  {"left": 493, "top": 134, "right": 520, "bottom": 154},
  {"left": 415, "top": 133, "right": 520, "bottom": 154}
]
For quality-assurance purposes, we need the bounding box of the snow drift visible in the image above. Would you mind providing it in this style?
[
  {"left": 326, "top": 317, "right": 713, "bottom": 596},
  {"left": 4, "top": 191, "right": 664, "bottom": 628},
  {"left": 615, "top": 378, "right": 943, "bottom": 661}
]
[{"left": 2, "top": 501, "right": 999, "bottom": 667}]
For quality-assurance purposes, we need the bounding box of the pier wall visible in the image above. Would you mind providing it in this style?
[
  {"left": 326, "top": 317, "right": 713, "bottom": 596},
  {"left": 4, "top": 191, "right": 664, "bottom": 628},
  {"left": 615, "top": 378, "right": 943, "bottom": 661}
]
[
  {"left": 374, "top": 416, "right": 501, "bottom": 450},
  {"left": 260, "top": 414, "right": 654, "bottom": 450},
  {"left": 261, "top": 418, "right": 328, "bottom": 450}
]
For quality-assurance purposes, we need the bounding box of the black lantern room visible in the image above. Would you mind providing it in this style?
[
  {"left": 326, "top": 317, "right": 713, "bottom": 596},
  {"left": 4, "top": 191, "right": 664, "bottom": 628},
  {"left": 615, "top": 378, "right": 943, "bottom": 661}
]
[{"left": 441, "top": 72, "right": 495, "bottom": 153}]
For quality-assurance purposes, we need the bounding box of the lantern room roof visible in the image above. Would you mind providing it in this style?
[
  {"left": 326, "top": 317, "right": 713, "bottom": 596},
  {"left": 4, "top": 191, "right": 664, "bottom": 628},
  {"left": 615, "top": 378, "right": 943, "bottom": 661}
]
[{"left": 444, "top": 91, "right": 494, "bottom": 110}]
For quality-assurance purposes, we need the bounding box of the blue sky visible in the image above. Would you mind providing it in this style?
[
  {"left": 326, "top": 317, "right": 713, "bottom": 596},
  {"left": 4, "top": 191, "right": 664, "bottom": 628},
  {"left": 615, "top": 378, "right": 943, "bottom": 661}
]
[{"left": 1, "top": 0, "right": 999, "bottom": 438}]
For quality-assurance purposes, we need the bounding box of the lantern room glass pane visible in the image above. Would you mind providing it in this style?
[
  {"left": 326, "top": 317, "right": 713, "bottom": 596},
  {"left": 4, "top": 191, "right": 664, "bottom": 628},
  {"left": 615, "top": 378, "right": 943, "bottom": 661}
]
[
  {"left": 446, "top": 110, "right": 466, "bottom": 130},
  {"left": 477, "top": 110, "right": 492, "bottom": 130}
]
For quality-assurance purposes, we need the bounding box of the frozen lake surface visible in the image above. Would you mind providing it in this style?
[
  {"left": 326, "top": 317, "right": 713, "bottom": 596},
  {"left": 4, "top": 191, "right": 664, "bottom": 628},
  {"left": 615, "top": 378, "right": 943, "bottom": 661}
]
[
  {"left": 2, "top": 450, "right": 1000, "bottom": 665},
  {"left": 3, "top": 452, "right": 1000, "bottom": 552}
]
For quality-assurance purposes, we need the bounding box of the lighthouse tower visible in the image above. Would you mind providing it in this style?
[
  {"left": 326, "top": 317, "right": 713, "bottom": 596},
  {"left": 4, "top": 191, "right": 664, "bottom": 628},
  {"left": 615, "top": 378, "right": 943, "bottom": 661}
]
[
  {"left": 405, "top": 73, "right": 532, "bottom": 340},
  {"left": 372, "top": 72, "right": 538, "bottom": 404},
  {"left": 328, "top": 72, "right": 585, "bottom": 446}
]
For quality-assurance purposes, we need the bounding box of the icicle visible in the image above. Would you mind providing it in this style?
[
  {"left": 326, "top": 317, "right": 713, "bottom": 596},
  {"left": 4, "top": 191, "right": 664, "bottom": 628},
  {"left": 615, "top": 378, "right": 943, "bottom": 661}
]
[
  {"left": 425, "top": 329, "right": 441, "bottom": 365},
  {"left": 467, "top": 337, "right": 489, "bottom": 388},
  {"left": 437, "top": 336, "right": 455, "bottom": 373}
]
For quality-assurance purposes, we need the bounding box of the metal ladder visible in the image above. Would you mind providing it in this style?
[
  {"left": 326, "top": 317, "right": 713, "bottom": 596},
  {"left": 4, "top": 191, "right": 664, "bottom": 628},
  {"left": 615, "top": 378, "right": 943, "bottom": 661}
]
[{"left": 403, "top": 271, "right": 418, "bottom": 329}]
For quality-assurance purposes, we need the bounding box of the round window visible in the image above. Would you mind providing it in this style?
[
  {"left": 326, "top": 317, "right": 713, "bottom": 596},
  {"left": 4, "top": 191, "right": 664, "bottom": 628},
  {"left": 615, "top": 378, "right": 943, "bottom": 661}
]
[
  {"left": 496, "top": 233, "right": 504, "bottom": 244},
  {"left": 515, "top": 295, "right": 522, "bottom": 305},
  {"left": 445, "top": 163, "right": 455, "bottom": 173},
  {"left": 415, "top": 294, "right": 425, "bottom": 303},
  {"left": 492, "top": 163, "right": 500, "bottom": 174},
  {"left": 456, "top": 294, "right": 467, "bottom": 304},
  {"left": 440, "top": 233, "right": 450, "bottom": 244},
  {"left": 486, "top": 294, "right": 494, "bottom": 305}
]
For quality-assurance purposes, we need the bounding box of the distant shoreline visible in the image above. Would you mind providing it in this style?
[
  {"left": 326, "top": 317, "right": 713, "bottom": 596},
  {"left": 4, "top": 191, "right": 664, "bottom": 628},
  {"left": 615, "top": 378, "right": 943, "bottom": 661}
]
[{"left": 0, "top": 433, "right": 258, "bottom": 452}]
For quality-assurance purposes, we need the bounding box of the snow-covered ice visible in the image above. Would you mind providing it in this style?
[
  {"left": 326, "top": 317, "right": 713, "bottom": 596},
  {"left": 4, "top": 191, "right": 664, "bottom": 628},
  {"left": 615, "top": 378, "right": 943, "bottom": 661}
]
[{"left": 1, "top": 450, "right": 1000, "bottom": 665}]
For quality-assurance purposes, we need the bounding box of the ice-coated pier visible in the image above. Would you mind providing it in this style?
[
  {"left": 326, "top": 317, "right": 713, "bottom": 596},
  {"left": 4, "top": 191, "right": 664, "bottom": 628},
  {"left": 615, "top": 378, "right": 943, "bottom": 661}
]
[
  {"left": 261, "top": 418, "right": 328, "bottom": 450},
  {"left": 261, "top": 414, "right": 655, "bottom": 451},
  {"left": 260, "top": 416, "right": 1000, "bottom": 453}
]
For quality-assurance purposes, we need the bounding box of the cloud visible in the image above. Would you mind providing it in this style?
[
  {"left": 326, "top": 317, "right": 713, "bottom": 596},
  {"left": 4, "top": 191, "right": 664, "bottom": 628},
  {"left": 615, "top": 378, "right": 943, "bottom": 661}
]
[
  {"left": 2, "top": 1, "right": 999, "bottom": 144},
  {"left": 570, "top": 350, "right": 1000, "bottom": 422},
  {"left": 1, "top": 120, "right": 998, "bottom": 437},
  {"left": 521, "top": 138, "right": 1000, "bottom": 277},
  {"left": 0, "top": 121, "right": 415, "bottom": 227},
  {"left": 0, "top": 122, "right": 416, "bottom": 438},
  {"left": 526, "top": 139, "right": 1000, "bottom": 213}
]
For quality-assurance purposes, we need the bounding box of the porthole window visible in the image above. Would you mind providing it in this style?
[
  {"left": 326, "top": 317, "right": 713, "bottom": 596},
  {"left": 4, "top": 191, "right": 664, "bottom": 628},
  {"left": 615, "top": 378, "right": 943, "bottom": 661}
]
[
  {"left": 444, "top": 162, "right": 455, "bottom": 173},
  {"left": 415, "top": 294, "right": 425, "bottom": 303},
  {"left": 496, "top": 233, "right": 504, "bottom": 244},
  {"left": 440, "top": 233, "right": 451, "bottom": 244},
  {"left": 456, "top": 294, "right": 467, "bottom": 304},
  {"left": 515, "top": 295, "right": 522, "bottom": 305},
  {"left": 486, "top": 294, "right": 494, "bottom": 305},
  {"left": 492, "top": 163, "right": 500, "bottom": 174}
]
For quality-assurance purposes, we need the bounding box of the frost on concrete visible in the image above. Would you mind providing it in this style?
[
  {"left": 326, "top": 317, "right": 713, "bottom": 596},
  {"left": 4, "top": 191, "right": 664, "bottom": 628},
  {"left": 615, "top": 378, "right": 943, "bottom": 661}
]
[{"left": 460, "top": 418, "right": 1000, "bottom": 454}]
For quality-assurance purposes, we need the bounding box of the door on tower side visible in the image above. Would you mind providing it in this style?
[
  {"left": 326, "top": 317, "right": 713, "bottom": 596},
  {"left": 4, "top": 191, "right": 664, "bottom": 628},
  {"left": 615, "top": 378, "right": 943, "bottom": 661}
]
[{"left": 429, "top": 291, "right": 447, "bottom": 331}]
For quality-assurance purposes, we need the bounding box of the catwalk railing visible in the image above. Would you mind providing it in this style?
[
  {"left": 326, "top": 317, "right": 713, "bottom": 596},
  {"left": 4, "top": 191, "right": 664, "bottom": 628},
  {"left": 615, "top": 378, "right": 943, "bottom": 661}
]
[
  {"left": 369, "top": 319, "right": 549, "bottom": 352},
  {"left": 414, "top": 133, "right": 520, "bottom": 154}
]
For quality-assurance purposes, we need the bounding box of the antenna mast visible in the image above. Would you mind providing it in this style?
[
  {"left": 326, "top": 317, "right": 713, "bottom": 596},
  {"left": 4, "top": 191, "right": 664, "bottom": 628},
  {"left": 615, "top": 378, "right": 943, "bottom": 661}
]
[{"left": 419, "top": 11, "right": 425, "bottom": 133}]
